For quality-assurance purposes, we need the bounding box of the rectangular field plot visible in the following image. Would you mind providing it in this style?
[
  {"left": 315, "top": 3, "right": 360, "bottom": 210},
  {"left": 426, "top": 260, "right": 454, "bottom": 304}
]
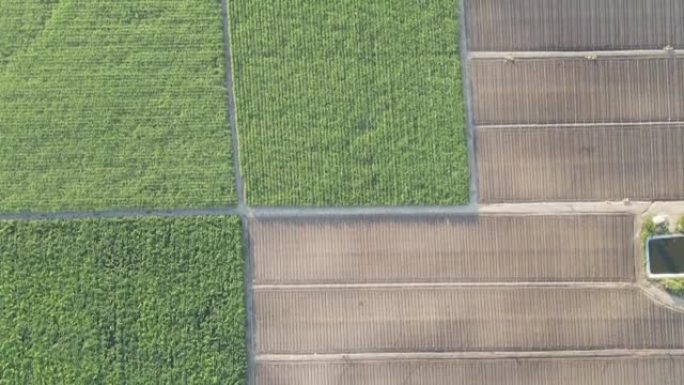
[
  {"left": 257, "top": 356, "right": 684, "bottom": 385},
  {"left": 470, "top": 56, "right": 680, "bottom": 125},
  {"left": 466, "top": 0, "right": 684, "bottom": 51},
  {"left": 230, "top": 1, "right": 469, "bottom": 205},
  {"left": 255, "top": 286, "right": 684, "bottom": 354},
  {"left": 0, "top": 0, "right": 234, "bottom": 212},
  {"left": 251, "top": 214, "right": 635, "bottom": 284},
  {"left": 477, "top": 125, "right": 684, "bottom": 202},
  {"left": 0, "top": 216, "right": 246, "bottom": 384}
]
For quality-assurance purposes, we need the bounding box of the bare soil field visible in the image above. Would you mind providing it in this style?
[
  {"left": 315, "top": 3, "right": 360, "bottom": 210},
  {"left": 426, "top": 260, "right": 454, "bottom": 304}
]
[
  {"left": 251, "top": 214, "right": 635, "bottom": 283},
  {"left": 466, "top": 0, "right": 684, "bottom": 51},
  {"left": 477, "top": 125, "right": 684, "bottom": 202},
  {"left": 254, "top": 286, "right": 684, "bottom": 354},
  {"left": 257, "top": 355, "right": 684, "bottom": 385},
  {"left": 250, "top": 213, "right": 684, "bottom": 383},
  {"left": 470, "top": 56, "right": 682, "bottom": 125}
]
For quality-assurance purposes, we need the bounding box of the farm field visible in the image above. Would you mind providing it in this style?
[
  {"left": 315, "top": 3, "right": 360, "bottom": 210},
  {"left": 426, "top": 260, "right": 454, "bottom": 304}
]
[
  {"left": 0, "top": 216, "right": 246, "bottom": 384},
  {"left": 250, "top": 213, "right": 684, "bottom": 384},
  {"left": 230, "top": 0, "right": 469, "bottom": 205},
  {"left": 5, "top": 0, "right": 684, "bottom": 384},
  {"left": 258, "top": 356, "right": 684, "bottom": 385},
  {"left": 250, "top": 214, "right": 635, "bottom": 284},
  {"left": 0, "top": 0, "right": 235, "bottom": 212}
]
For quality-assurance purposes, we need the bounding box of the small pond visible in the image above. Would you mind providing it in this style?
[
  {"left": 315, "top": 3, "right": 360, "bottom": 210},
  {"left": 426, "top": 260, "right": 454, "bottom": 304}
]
[{"left": 648, "top": 235, "right": 684, "bottom": 277}]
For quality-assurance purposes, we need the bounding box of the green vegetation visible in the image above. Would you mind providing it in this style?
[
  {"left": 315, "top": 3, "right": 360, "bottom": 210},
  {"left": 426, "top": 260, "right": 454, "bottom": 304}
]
[
  {"left": 0, "top": 216, "right": 246, "bottom": 384},
  {"left": 230, "top": 0, "right": 469, "bottom": 205},
  {"left": 0, "top": 1, "right": 57, "bottom": 66},
  {"left": 663, "top": 279, "right": 684, "bottom": 297},
  {"left": 640, "top": 216, "right": 656, "bottom": 249},
  {"left": 678, "top": 216, "right": 684, "bottom": 233},
  {"left": 0, "top": 0, "right": 234, "bottom": 212}
]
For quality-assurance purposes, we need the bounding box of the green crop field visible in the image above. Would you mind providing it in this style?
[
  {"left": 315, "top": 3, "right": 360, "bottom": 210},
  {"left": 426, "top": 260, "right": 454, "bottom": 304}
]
[
  {"left": 230, "top": 0, "right": 469, "bottom": 206},
  {"left": 0, "top": 216, "right": 246, "bottom": 384},
  {"left": 0, "top": 0, "right": 234, "bottom": 212}
]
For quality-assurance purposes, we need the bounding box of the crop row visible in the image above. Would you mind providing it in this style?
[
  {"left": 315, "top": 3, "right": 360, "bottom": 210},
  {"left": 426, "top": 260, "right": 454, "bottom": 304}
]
[
  {"left": 0, "top": 0, "right": 235, "bottom": 212},
  {"left": 230, "top": 0, "right": 470, "bottom": 205}
]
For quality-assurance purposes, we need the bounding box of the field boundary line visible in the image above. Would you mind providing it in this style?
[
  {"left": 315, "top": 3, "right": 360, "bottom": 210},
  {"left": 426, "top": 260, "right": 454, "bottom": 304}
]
[
  {"left": 0, "top": 208, "right": 238, "bottom": 221},
  {"left": 470, "top": 49, "right": 684, "bottom": 60},
  {"left": 257, "top": 349, "right": 684, "bottom": 362},
  {"left": 249, "top": 204, "right": 477, "bottom": 217},
  {"left": 3, "top": 200, "right": 682, "bottom": 220},
  {"left": 478, "top": 121, "right": 684, "bottom": 130},
  {"left": 221, "top": 1, "right": 246, "bottom": 212},
  {"left": 253, "top": 282, "right": 637, "bottom": 291},
  {"left": 220, "top": 1, "right": 255, "bottom": 385},
  {"left": 248, "top": 201, "right": 665, "bottom": 217},
  {"left": 459, "top": 0, "right": 478, "bottom": 204}
]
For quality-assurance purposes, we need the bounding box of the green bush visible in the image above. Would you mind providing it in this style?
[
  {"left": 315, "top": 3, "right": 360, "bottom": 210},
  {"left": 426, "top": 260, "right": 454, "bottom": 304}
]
[
  {"left": 640, "top": 216, "right": 656, "bottom": 249},
  {"left": 663, "top": 279, "right": 684, "bottom": 297}
]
